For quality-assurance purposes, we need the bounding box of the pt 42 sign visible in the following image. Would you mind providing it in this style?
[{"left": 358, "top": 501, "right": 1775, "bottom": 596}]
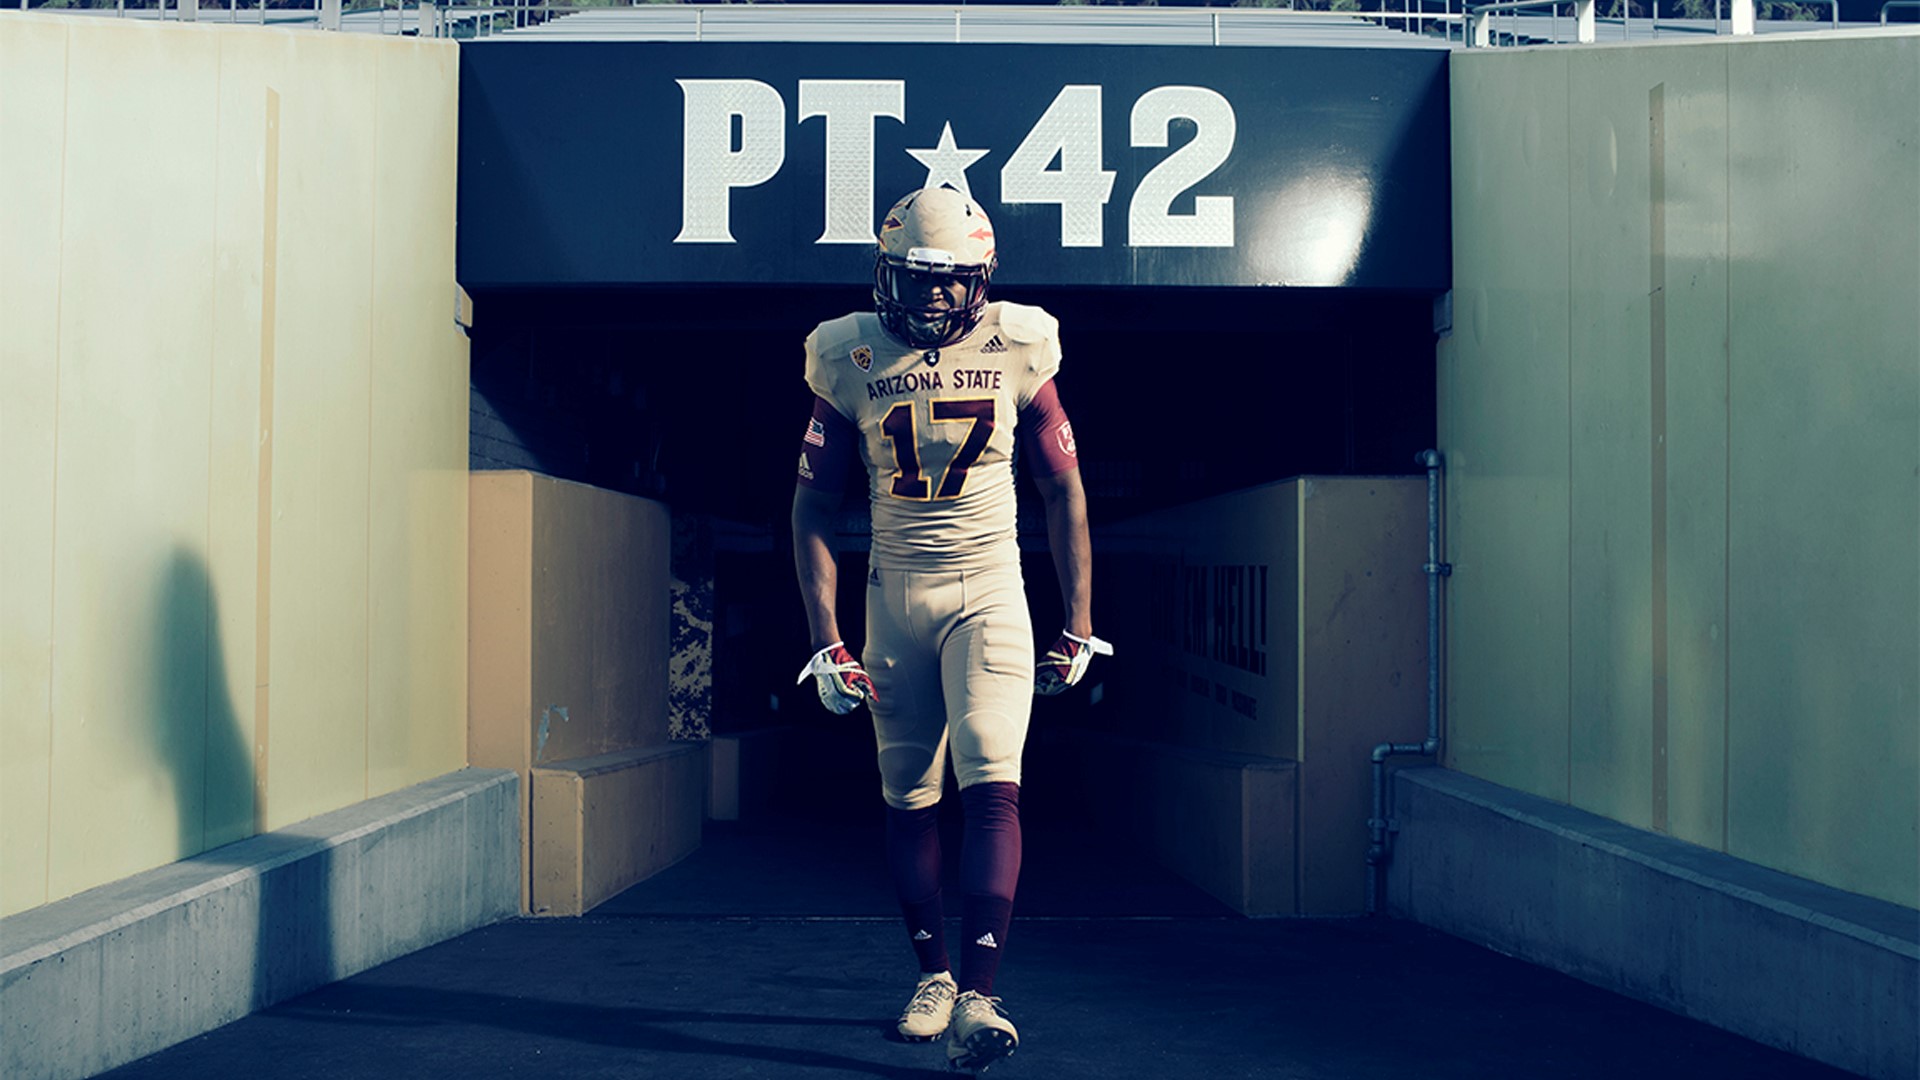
[{"left": 675, "top": 80, "right": 1237, "bottom": 250}]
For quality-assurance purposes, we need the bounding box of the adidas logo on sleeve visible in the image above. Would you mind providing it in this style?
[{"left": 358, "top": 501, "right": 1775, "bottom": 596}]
[{"left": 974, "top": 932, "right": 998, "bottom": 948}]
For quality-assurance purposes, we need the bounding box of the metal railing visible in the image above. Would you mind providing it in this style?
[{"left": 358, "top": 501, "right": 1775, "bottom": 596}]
[
  {"left": 3, "top": 0, "right": 1894, "bottom": 39},
  {"left": 412, "top": 1, "right": 1471, "bottom": 42},
  {"left": 1468, "top": 0, "right": 1848, "bottom": 45}
]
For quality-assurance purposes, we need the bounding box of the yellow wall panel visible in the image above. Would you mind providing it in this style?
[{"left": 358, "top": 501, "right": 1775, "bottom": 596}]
[
  {"left": 1297, "top": 479, "right": 1428, "bottom": 913},
  {"left": 367, "top": 39, "right": 467, "bottom": 799},
  {"left": 1450, "top": 34, "right": 1919, "bottom": 907},
  {"left": 45, "top": 19, "right": 221, "bottom": 899},
  {"left": 0, "top": 15, "right": 70, "bottom": 917},
  {"left": 1639, "top": 50, "right": 1731, "bottom": 853},
  {"left": 1441, "top": 49, "right": 1573, "bottom": 802},
  {"left": 1, "top": 16, "right": 466, "bottom": 912},
  {"left": 260, "top": 36, "right": 379, "bottom": 830},
  {"left": 1095, "top": 484, "right": 1302, "bottom": 761},
  {"left": 200, "top": 31, "right": 294, "bottom": 849},
  {"left": 529, "top": 477, "right": 672, "bottom": 763},
  {"left": 1723, "top": 35, "right": 1919, "bottom": 906}
]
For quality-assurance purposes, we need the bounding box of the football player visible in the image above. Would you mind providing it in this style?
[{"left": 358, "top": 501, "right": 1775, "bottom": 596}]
[{"left": 792, "top": 185, "right": 1110, "bottom": 1073}]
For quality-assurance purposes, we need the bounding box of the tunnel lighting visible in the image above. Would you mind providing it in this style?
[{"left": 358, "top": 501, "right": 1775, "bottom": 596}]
[{"left": 1256, "top": 171, "right": 1374, "bottom": 286}]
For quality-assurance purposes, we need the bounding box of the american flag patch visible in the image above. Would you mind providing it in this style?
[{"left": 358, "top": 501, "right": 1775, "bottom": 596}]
[{"left": 804, "top": 418, "right": 827, "bottom": 447}]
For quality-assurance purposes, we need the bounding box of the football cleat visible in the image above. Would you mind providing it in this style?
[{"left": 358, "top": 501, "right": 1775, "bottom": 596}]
[
  {"left": 875, "top": 187, "right": 997, "bottom": 350},
  {"left": 897, "top": 970, "right": 957, "bottom": 1042},
  {"left": 1034, "top": 630, "right": 1113, "bottom": 697},
  {"left": 946, "top": 991, "right": 1018, "bottom": 1072},
  {"left": 795, "top": 642, "right": 877, "bottom": 715}
]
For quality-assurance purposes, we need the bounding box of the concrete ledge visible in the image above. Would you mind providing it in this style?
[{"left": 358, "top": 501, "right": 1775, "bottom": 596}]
[
  {"left": 708, "top": 726, "right": 792, "bottom": 821},
  {"left": 0, "top": 768, "right": 520, "bottom": 1080},
  {"left": 1045, "top": 729, "right": 1297, "bottom": 916},
  {"left": 1388, "top": 766, "right": 1919, "bottom": 1080},
  {"left": 531, "top": 742, "right": 705, "bottom": 916}
]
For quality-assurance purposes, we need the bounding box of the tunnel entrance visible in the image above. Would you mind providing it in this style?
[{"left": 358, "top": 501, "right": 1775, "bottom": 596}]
[{"left": 467, "top": 283, "right": 1438, "bottom": 873}]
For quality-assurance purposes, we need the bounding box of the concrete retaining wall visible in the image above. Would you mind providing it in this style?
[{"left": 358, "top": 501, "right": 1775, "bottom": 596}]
[
  {"left": 1388, "top": 766, "right": 1919, "bottom": 1080},
  {"left": 0, "top": 768, "right": 519, "bottom": 1080}
]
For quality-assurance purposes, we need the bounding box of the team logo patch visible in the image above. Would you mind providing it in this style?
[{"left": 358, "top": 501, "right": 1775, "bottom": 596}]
[
  {"left": 980, "top": 335, "right": 1007, "bottom": 354},
  {"left": 850, "top": 345, "right": 873, "bottom": 372},
  {"left": 804, "top": 418, "right": 827, "bottom": 447},
  {"left": 1055, "top": 421, "right": 1077, "bottom": 457},
  {"left": 797, "top": 451, "right": 814, "bottom": 481}
]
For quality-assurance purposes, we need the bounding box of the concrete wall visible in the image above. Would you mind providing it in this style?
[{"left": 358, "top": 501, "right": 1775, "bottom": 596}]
[
  {"left": 1389, "top": 767, "right": 1919, "bottom": 1080},
  {"left": 1091, "top": 476, "right": 1429, "bottom": 913},
  {"left": 0, "top": 14, "right": 468, "bottom": 918},
  {"left": 1441, "top": 31, "right": 1920, "bottom": 908},
  {"left": 1, "top": 769, "right": 519, "bottom": 1080}
]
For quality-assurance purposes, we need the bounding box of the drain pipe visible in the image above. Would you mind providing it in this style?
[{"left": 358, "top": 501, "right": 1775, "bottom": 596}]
[{"left": 1365, "top": 449, "right": 1449, "bottom": 915}]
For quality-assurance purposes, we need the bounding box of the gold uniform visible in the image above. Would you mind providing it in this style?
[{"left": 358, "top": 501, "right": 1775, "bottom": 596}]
[{"left": 803, "top": 301, "right": 1064, "bottom": 810}]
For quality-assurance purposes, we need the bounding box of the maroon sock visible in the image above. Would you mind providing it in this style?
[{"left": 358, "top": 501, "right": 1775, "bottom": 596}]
[
  {"left": 885, "top": 803, "right": 949, "bottom": 974},
  {"left": 958, "top": 782, "right": 1022, "bottom": 996}
]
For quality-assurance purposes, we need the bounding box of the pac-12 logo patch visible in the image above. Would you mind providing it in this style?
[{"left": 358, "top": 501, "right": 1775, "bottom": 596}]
[
  {"left": 1056, "top": 421, "right": 1077, "bottom": 457},
  {"left": 850, "top": 345, "right": 873, "bottom": 372}
]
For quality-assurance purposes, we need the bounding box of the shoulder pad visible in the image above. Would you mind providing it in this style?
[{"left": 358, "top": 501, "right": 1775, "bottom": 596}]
[
  {"left": 996, "top": 302, "right": 1059, "bottom": 347},
  {"left": 810, "top": 313, "right": 868, "bottom": 357}
]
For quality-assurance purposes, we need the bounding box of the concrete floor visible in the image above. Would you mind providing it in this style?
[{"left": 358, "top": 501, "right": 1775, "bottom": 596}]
[{"left": 97, "top": 816, "right": 1857, "bottom": 1079}]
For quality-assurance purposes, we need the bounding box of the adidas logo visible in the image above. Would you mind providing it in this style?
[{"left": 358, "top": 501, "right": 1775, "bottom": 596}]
[
  {"left": 913, "top": 930, "right": 932, "bottom": 941},
  {"left": 797, "top": 451, "right": 814, "bottom": 481},
  {"left": 975, "top": 932, "right": 998, "bottom": 948},
  {"left": 980, "top": 335, "right": 1008, "bottom": 354}
]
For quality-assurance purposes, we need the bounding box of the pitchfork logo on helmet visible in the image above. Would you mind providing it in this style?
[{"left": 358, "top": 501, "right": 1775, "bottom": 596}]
[{"left": 874, "top": 186, "right": 997, "bottom": 350}]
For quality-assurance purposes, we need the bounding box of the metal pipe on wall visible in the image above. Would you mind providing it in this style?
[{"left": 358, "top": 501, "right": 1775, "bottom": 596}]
[{"left": 1364, "top": 449, "right": 1448, "bottom": 915}]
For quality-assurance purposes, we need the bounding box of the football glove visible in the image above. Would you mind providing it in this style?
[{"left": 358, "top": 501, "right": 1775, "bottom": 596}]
[
  {"left": 795, "top": 642, "right": 877, "bottom": 715},
  {"left": 1035, "top": 630, "right": 1114, "bottom": 697}
]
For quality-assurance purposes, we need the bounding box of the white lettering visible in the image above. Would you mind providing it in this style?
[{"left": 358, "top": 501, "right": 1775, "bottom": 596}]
[
  {"left": 799, "top": 80, "right": 906, "bottom": 245},
  {"left": 1129, "top": 86, "right": 1236, "bottom": 248},
  {"left": 675, "top": 79, "right": 786, "bottom": 244},
  {"left": 999, "top": 85, "right": 1115, "bottom": 248}
]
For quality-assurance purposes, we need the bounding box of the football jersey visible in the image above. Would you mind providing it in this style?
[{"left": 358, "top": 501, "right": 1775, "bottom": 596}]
[{"left": 804, "top": 301, "right": 1063, "bottom": 571}]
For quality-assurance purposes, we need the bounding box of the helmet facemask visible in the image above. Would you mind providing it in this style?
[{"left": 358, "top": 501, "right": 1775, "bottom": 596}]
[
  {"left": 873, "top": 187, "right": 998, "bottom": 351},
  {"left": 874, "top": 248, "right": 993, "bottom": 350}
]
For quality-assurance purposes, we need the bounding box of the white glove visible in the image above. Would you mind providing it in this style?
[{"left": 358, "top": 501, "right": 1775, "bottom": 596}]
[
  {"left": 1035, "top": 630, "right": 1113, "bottom": 696},
  {"left": 795, "top": 642, "right": 877, "bottom": 715}
]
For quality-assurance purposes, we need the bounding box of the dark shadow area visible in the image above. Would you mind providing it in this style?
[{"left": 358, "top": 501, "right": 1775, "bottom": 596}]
[
  {"left": 467, "top": 284, "right": 1438, "bottom": 530},
  {"left": 154, "top": 549, "right": 332, "bottom": 1014},
  {"left": 470, "top": 282, "right": 1438, "bottom": 838},
  {"left": 96, "top": 903, "right": 1856, "bottom": 1080}
]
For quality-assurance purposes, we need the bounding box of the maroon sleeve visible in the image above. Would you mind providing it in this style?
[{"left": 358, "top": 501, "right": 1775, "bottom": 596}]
[
  {"left": 1018, "top": 379, "right": 1079, "bottom": 477},
  {"left": 797, "top": 395, "right": 858, "bottom": 493}
]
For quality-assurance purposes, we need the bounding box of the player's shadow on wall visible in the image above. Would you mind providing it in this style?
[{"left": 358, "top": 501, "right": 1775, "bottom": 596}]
[{"left": 154, "top": 548, "right": 333, "bottom": 1013}]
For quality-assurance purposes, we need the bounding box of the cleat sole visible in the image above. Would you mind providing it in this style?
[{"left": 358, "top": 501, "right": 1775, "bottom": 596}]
[
  {"left": 947, "top": 1029, "right": 1017, "bottom": 1072},
  {"left": 899, "top": 1029, "right": 947, "bottom": 1043}
]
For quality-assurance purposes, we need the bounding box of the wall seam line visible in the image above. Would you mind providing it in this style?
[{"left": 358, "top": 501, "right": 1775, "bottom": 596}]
[
  {"left": 365, "top": 54, "right": 380, "bottom": 801},
  {"left": 43, "top": 27, "right": 74, "bottom": 907},
  {"left": 204, "top": 47, "right": 226, "bottom": 858},
  {"left": 1564, "top": 52, "right": 1575, "bottom": 807},
  {"left": 254, "top": 88, "right": 281, "bottom": 834},
  {"left": 1721, "top": 47, "right": 1733, "bottom": 856}
]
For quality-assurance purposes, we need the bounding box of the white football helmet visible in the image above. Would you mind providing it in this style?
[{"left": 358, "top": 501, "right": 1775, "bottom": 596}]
[{"left": 874, "top": 186, "right": 997, "bottom": 349}]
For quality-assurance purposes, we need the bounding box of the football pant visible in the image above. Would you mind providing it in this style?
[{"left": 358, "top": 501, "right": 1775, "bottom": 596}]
[
  {"left": 796, "top": 642, "right": 876, "bottom": 715},
  {"left": 1034, "top": 630, "right": 1113, "bottom": 696}
]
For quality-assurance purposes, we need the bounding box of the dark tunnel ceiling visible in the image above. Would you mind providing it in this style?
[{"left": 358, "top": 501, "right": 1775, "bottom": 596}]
[{"left": 467, "top": 284, "right": 1440, "bottom": 531}]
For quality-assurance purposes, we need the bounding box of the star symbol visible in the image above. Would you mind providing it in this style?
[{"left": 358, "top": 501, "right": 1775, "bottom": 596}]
[{"left": 906, "top": 122, "right": 990, "bottom": 197}]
